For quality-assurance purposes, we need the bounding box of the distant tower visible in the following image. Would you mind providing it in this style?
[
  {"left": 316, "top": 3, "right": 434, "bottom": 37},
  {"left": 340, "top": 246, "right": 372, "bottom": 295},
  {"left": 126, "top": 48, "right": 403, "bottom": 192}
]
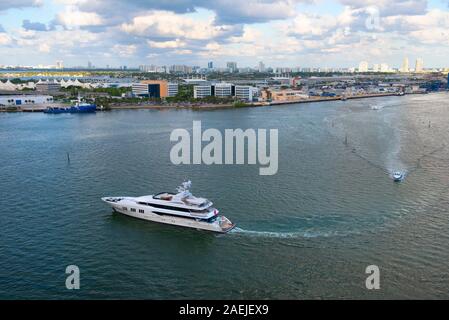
[
  {"left": 401, "top": 57, "right": 409, "bottom": 72},
  {"left": 415, "top": 58, "right": 423, "bottom": 73},
  {"left": 56, "top": 60, "right": 64, "bottom": 69},
  {"left": 88, "top": 61, "right": 92, "bottom": 69},
  {"left": 258, "top": 61, "right": 266, "bottom": 72},
  {"left": 207, "top": 61, "right": 213, "bottom": 69},
  {"left": 226, "top": 61, "right": 237, "bottom": 73}
]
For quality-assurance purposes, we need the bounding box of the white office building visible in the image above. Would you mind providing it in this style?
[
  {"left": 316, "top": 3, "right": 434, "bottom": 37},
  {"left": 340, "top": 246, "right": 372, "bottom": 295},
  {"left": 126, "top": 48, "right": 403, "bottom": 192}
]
[
  {"left": 168, "top": 83, "right": 179, "bottom": 97},
  {"left": 214, "top": 83, "right": 232, "bottom": 97},
  {"left": 132, "top": 83, "right": 151, "bottom": 96},
  {"left": 235, "top": 85, "right": 257, "bottom": 101},
  {"left": 194, "top": 85, "right": 212, "bottom": 98}
]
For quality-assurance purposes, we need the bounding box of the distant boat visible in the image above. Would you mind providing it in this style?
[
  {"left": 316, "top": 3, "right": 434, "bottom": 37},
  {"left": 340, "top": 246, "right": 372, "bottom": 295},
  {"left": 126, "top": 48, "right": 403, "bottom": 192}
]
[
  {"left": 44, "top": 98, "right": 96, "bottom": 114},
  {"left": 393, "top": 171, "right": 404, "bottom": 182}
]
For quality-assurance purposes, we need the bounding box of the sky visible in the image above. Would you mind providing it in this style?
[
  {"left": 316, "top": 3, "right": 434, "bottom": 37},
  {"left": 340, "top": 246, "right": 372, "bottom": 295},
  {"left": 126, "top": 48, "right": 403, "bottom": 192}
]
[{"left": 0, "top": 0, "right": 449, "bottom": 68}]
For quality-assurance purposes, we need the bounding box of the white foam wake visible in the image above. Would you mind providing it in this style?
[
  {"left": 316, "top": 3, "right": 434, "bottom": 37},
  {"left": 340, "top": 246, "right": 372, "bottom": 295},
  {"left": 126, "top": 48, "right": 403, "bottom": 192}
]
[{"left": 229, "top": 227, "right": 357, "bottom": 239}]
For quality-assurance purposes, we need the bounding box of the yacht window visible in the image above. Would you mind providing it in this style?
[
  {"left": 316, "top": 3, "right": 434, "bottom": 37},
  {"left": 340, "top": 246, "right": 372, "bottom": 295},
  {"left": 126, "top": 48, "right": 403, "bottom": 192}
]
[
  {"left": 122, "top": 207, "right": 127, "bottom": 211},
  {"left": 139, "top": 209, "right": 144, "bottom": 213},
  {"left": 190, "top": 208, "right": 210, "bottom": 214},
  {"left": 131, "top": 208, "right": 136, "bottom": 212},
  {"left": 150, "top": 203, "right": 191, "bottom": 213}
]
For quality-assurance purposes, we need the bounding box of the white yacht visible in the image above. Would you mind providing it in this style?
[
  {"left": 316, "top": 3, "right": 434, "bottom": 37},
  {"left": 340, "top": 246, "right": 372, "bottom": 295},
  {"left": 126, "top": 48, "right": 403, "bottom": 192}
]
[{"left": 102, "top": 181, "right": 235, "bottom": 233}]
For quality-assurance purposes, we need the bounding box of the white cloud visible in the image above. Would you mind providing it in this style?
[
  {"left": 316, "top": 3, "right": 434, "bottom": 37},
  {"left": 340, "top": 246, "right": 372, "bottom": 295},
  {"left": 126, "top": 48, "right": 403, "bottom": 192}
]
[
  {"left": 112, "top": 44, "right": 137, "bottom": 57},
  {"left": 148, "top": 39, "right": 186, "bottom": 49},
  {"left": 0, "top": 33, "right": 12, "bottom": 45},
  {"left": 38, "top": 43, "right": 50, "bottom": 53},
  {"left": 121, "top": 10, "right": 234, "bottom": 40},
  {"left": 56, "top": 6, "right": 104, "bottom": 28}
]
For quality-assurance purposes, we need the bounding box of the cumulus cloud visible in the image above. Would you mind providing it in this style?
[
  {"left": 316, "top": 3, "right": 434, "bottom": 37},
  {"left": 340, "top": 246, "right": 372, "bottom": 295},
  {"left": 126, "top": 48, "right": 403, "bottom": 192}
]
[
  {"left": 2, "top": 0, "right": 449, "bottom": 67},
  {"left": 121, "top": 10, "right": 237, "bottom": 40},
  {"left": 22, "top": 20, "right": 48, "bottom": 31},
  {"left": 56, "top": 5, "right": 104, "bottom": 28},
  {"left": 55, "top": 0, "right": 306, "bottom": 25},
  {"left": 339, "top": 0, "right": 428, "bottom": 16},
  {"left": 0, "top": 0, "right": 42, "bottom": 11},
  {"left": 148, "top": 39, "right": 187, "bottom": 49},
  {"left": 0, "top": 34, "right": 12, "bottom": 45},
  {"left": 112, "top": 44, "right": 137, "bottom": 57}
]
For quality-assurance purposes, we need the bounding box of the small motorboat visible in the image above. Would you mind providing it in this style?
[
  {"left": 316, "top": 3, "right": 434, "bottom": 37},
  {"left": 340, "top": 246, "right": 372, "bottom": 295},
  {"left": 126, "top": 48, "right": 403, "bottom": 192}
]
[{"left": 393, "top": 171, "right": 404, "bottom": 182}]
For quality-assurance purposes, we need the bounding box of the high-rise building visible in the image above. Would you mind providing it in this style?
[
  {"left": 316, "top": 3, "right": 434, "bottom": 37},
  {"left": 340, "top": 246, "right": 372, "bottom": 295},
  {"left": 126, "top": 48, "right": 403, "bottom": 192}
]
[
  {"left": 358, "top": 61, "right": 369, "bottom": 72},
  {"left": 401, "top": 57, "right": 409, "bottom": 72},
  {"left": 258, "top": 61, "right": 265, "bottom": 72},
  {"left": 207, "top": 61, "right": 213, "bottom": 69},
  {"left": 380, "top": 63, "right": 389, "bottom": 72},
  {"left": 56, "top": 61, "right": 64, "bottom": 69},
  {"left": 415, "top": 58, "right": 424, "bottom": 73},
  {"left": 88, "top": 61, "right": 92, "bottom": 69},
  {"left": 226, "top": 62, "right": 237, "bottom": 73}
]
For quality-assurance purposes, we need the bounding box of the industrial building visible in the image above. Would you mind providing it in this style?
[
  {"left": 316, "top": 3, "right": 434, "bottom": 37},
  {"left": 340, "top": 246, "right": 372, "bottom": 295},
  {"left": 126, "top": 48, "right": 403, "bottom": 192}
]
[
  {"left": 132, "top": 80, "right": 178, "bottom": 98},
  {"left": 0, "top": 95, "right": 54, "bottom": 106}
]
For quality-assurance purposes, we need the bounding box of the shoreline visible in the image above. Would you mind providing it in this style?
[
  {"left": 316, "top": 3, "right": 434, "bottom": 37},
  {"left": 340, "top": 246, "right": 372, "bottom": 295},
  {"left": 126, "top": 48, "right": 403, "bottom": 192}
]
[
  {"left": 0, "top": 91, "right": 437, "bottom": 113},
  {"left": 106, "top": 92, "right": 417, "bottom": 111}
]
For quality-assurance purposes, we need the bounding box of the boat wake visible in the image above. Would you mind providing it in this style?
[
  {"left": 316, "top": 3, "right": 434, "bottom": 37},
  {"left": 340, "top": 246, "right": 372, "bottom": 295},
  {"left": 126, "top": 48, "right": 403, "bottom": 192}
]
[{"left": 229, "top": 227, "right": 359, "bottom": 239}]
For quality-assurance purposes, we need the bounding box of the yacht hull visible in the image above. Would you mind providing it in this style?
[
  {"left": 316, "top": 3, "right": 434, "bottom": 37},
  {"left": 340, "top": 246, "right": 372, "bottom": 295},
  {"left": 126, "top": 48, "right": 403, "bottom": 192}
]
[{"left": 103, "top": 198, "right": 235, "bottom": 233}]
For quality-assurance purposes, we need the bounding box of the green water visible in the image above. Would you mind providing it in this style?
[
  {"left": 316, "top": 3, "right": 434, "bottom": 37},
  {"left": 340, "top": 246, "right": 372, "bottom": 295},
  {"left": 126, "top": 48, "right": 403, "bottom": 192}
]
[{"left": 1, "top": 92, "right": 449, "bottom": 299}]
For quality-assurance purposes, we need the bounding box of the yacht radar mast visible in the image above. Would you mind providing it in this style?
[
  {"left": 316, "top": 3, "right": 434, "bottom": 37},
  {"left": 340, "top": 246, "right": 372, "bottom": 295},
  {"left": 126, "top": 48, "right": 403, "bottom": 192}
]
[{"left": 176, "top": 180, "right": 192, "bottom": 198}]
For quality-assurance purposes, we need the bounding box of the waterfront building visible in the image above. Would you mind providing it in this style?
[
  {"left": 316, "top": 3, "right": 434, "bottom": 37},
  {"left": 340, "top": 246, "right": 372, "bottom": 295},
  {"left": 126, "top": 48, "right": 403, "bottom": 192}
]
[
  {"left": 194, "top": 85, "right": 212, "bottom": 98},
  {"left": 132, "top": 80, "right": 178, "bottom": 98},
  {"left": 235, "top": 85, "right": 257, "bottom": 101},
  {"left": 262, "top": 88, "right": 309, "bottom": 102},
  {"left": 214, "top": 83, "right": 232, "bottom": 97},
  {"left": 0, "top": 95, "right": 53, "bottom": 106},
  {"left": 168, "top": 83, "right": 178, "bottom": 97}
]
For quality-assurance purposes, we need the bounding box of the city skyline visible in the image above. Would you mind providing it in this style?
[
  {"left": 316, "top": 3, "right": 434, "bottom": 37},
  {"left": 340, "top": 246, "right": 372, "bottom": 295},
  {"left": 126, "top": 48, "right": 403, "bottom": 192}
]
[{"left": 0, "top": 1, "right": 449, "bottom": 68}]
